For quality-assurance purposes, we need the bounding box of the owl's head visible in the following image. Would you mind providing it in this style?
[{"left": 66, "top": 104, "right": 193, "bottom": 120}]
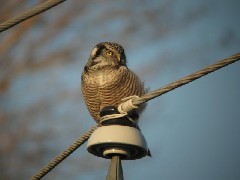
[{"left": 87, "top": 42, "right": 127, "bottom": 69}]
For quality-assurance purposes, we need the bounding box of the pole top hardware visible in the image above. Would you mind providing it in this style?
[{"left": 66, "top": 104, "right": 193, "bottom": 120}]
[
  {"left": 87, "top": 106, "right": 149, "bottom": 160},
  {"left": 87, "top": 125, "right": 149, "bottom": 160}
]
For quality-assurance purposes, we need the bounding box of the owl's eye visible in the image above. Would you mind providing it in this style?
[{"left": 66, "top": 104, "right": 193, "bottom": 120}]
[{"left": 106, "top": 51, "right": 113, "bottom": 56}]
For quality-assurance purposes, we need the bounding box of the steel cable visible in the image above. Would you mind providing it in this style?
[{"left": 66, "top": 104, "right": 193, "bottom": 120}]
[{"left": 0, "top": 0, "right": 66, "bottom": 33}]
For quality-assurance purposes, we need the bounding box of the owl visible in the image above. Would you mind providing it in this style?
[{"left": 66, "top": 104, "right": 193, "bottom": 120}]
[{"left": 81, "top": 42, "right": 146, "bottom": 123}]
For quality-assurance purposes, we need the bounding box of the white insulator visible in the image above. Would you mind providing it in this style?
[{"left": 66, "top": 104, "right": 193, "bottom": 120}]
[{"left": 87, "top": 125, "right": 149, "bottom": 160}]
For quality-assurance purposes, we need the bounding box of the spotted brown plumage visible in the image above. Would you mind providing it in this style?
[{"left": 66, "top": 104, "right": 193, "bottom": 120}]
[{"left": 81, "top": 42, "right": 146, "bottom": 123}]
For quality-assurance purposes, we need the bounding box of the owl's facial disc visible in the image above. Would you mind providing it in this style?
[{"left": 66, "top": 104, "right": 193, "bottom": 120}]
[
  {"left": 90, "top": 47, "right": 98, "bottom": 58},
  {"left": 88, "top": 42, "right": 126, "bottom": 68},
  {"left": 90, "top": 44, "right": 104, "bottom": 60}
]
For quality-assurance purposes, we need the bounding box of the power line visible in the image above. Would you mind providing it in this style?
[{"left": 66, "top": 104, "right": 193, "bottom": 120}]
[
  {"left": 0, "top": 0, "right": 66, "bottom": 33},
  {"left": 131, "top": 53, "right": 240, "bottom": 106},
  {"left": 31, "top": 125, "right": 99, "bottom": 180}
]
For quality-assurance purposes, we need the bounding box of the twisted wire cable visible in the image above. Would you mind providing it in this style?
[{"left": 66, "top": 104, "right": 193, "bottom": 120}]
[
  {"left": 0, "top": 0, "right": 66, "bottom": 33},
  {"left": 118, "top": 53, "right": 240, "bottom": 112},
  {"left": 31, "top": 124, "right": 99, "bottom": 180}
]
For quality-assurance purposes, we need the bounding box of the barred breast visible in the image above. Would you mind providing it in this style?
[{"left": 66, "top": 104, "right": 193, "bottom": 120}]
[{"left": 81, "top": 66, "right": 145, "bottom": 123}]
